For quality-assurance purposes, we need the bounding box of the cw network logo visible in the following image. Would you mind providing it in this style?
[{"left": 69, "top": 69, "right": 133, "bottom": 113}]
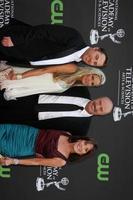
[
  {"left": 50, "top": 0, "right": 64, "bottom": 25},
  {"left": 97, "top": 153, "right": 110, "bottom": 182},
  {"left": 0, "top": 166, "right": 11, "bottom": 178}
]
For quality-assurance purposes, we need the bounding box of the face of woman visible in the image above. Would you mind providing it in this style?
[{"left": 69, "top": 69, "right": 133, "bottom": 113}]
[
  {"left": 74, "top": 140, "right": 94, "bottom": 155},
  {"left": 81, "top": 74, "right": 101, "bottom": 86}
]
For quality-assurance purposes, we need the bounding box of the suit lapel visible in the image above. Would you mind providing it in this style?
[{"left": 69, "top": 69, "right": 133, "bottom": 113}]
[{"left": 39, "top": 44, "right": 86, "bottom": 60}]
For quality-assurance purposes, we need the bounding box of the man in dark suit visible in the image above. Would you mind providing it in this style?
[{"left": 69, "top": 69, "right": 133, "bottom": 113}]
[
  {"left": 0, "top": 19, "right": 107, "bottom": 68},
  {"left": 0, "top": 88, "right": 113, "bottom": 135}
]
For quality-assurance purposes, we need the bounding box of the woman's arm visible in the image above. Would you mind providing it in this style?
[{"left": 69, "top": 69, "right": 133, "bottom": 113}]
[
  {"left": 0, "top": 157, "right": 66, "bottom": 167},
  {"left": 12, "top": 63, "right": 77, "bottom": 80}
]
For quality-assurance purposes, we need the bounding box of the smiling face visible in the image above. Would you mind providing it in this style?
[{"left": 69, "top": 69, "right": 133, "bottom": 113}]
[
  {"left": 81, "top": 74, "right": 101, "bottom": 86},
  {"left": 85, "top": 97, "right": 113, "bottom": 115},
  {"left": 73, "top": 140, "right": 94, "bottom": 155},
  {"left": 81, "top": 47, "right": 106, "bottom": 67}
]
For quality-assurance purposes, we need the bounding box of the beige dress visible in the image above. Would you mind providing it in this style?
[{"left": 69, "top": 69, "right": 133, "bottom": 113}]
[{"left": 0, "top": 62, "right": 71, "bottom": 100}]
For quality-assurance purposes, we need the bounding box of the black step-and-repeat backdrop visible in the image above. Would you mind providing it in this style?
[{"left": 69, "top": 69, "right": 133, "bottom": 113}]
[{"left": 0, "top": 0, "right": 133, "bottom": 200}]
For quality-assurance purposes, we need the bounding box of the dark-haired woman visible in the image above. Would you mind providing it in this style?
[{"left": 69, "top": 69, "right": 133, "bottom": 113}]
[{"left": 0, "top": 124, "right": 97, "bottom": 167}]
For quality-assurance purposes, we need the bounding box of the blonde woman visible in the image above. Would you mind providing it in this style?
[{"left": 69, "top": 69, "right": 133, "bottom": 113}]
[{"left": 0, "top": 61, "right": 106, "bottom": 100}]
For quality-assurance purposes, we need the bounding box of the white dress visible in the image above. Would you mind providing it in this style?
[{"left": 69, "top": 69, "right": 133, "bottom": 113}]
[{"left": 0, "top": 62, "right": 71, "bottom": 100}]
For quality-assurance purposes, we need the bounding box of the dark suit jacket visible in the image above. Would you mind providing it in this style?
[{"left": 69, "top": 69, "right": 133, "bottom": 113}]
[
  {"left": 0, "top": 19, "right": 86, "bottom": 66},
  {"left": 0, "top": 87, "right": 91, "bottom": 136},
  {"left": 30, "top": 87, "right": 92, "bottom": 135}
]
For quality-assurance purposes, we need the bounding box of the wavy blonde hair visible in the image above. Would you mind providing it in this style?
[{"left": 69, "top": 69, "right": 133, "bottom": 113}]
[{"left": 54, "top": 64, "right": 106, "bottom": 87}]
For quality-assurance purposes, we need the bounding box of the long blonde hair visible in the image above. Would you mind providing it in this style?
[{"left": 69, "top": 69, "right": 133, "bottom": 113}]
[{"left": 54, "top": 65, "right": 106, "bottom": 87}]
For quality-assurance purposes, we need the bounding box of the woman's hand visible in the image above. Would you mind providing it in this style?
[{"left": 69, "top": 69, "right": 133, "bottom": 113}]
[
  {"left": 1, "top": 37, "right": 14, "bottom": 47},
  {"left": 0, "top": 157, "right": 13, "bottom": 166},
  {"left": 5, "top": 70, "right": 17, "bottom": 80}
]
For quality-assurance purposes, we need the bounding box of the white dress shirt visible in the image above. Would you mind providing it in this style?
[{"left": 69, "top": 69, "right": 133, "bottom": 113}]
[
  {"left": 30, "top": 46, "right": 89, "bottom": 66},
  {"left": 38, "top": 94, "right": 92, "bottom": 120}
]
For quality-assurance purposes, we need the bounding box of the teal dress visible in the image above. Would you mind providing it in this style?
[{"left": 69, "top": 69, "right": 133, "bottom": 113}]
[{"left": 0, "top": 124, "right": 39, "bottom": 158}]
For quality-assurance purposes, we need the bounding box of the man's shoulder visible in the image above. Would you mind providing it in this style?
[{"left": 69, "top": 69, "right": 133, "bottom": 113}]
[
  {"left": 30, "top": 116, "right": 91, "bottom": 135},
  {"left": 59, "top": 87, "right": 91, "bottom": 99}
]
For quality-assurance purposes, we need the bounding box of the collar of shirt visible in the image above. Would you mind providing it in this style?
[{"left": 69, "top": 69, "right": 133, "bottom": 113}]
[
  {"left": 74, "top": 46, "right": 90, "bottom": 62},
  {"left": 81, "top": 108, "right": 92, "bottom": 117}
]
